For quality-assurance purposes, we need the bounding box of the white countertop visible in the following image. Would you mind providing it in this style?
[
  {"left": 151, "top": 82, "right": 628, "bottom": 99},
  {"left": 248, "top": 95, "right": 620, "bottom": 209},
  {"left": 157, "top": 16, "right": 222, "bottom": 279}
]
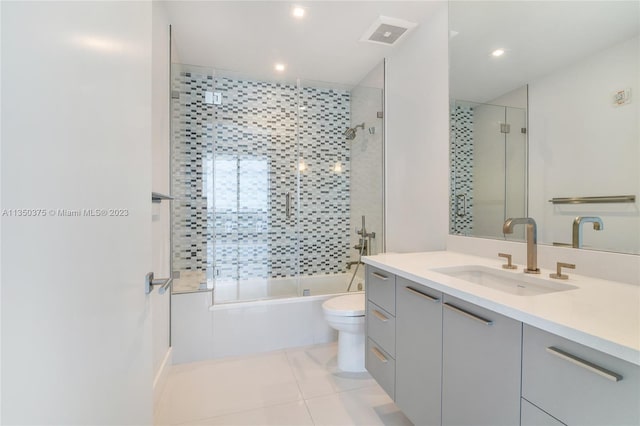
[{"left": 363, "top": 251, "right": 640, "bottom": 366}]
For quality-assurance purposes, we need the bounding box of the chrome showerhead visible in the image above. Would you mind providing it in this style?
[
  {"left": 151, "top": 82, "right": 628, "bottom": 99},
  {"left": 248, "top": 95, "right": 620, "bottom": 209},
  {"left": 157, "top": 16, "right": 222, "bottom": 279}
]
[{"left": 344, "top": 122, "right": 365, "bottom": 140}]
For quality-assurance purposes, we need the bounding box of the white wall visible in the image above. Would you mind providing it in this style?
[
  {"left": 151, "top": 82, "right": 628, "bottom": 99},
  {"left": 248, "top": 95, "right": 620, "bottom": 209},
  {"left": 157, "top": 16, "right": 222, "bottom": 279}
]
[
  {"left": 529, "top": 36, "right": 639, "bottom": 254},
  {"left": 385, "top": 2, "right": 449, "bottom": 253},
  {"left": 1, "top": 2, "right": 153, "bottom": 424},
  {"left": 151, "top": 0, "right": 172, "bottom": 412}
]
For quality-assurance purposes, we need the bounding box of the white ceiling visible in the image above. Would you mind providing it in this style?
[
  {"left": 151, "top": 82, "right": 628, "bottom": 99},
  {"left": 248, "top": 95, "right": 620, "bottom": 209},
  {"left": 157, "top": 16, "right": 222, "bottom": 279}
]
[
  {"left": 449, "top": 1, "right": 640, "bottom": 103},
  {"left": 164, "top": 1, "right": 441, "bottom": 86}
]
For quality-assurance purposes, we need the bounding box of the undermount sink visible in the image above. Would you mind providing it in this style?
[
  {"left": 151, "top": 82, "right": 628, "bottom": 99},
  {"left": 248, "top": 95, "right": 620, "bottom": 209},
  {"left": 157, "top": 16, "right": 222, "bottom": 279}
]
[{"left": 433, "top": 265, "right": 578, "bottom": 296}]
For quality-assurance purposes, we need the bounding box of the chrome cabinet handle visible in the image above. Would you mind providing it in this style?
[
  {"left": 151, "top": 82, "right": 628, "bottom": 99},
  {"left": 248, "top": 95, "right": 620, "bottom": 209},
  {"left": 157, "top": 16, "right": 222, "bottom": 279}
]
[
  {"left": 372, "top": 272, "right": 388, "bottom": 280},
  {"left": 372, "top": 309, "right": 389, "bottom": 322},
  {"left": 370, "top": 346, "right": 388, "bottom": 363},
  {"left": 405, "top": 286, "right": 440, "bottom": 302},
  {"left": 546, "top": 347, "right": 622, "bottom": 382},
  {"left": 444, "top": 303, "right": 493, "bottom": 326}
]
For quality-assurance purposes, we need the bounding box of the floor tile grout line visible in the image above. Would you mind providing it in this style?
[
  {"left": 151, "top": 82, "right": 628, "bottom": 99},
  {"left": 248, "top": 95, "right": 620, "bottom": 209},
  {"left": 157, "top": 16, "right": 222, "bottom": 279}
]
[
  {"left": 164, "top": 350, "right": 305, "bottom": 426},
  {"left": 285, "top": 347, "right": 319, "bottom": 425},
  {"left": 171, "top": 396, "right": 309, "bottom": 426}
]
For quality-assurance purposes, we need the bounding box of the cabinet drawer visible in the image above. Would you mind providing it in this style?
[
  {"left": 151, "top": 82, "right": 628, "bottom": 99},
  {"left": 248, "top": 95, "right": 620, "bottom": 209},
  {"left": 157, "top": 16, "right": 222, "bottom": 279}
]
[
  {"left": 366, "top": 338, "right": 395, "bottom": 400},
  {"left": 367, "top": 301, "right": 395, "bottom": 357},
  {"left": 366, "top": 266, "right": 396, "bottom": 315},
  {"left": 522, "top": 325, "right": 640, "bottom": 426},
  {"left": 521, "top": 399, "right": 566, "bottom": 426}
]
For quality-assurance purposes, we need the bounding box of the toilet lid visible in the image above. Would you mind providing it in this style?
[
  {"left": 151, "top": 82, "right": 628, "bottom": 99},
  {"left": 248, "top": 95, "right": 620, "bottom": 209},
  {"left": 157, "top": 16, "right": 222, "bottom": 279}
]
[{"left": 322, "top": 294, "right": 365, "bottom": 316}]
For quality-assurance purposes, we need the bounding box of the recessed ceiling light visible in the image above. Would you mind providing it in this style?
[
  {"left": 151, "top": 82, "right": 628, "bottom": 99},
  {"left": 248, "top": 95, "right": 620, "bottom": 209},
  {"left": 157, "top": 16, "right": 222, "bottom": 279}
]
[
  {"left": 292, "top": 6, "right": 305, "bottom": 18},
  {"left": 275, "top": 63, "right": 286, "bottom": 72},
  {"left": 492, "top": 48, "right": 505, "bottom": 57}
]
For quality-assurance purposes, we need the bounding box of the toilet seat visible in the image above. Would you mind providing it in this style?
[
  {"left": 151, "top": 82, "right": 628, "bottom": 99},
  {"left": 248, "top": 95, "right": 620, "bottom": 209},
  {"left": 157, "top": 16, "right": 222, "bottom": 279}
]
[{"left": 322, "top": 294, "right": 365, "bottom": 317}]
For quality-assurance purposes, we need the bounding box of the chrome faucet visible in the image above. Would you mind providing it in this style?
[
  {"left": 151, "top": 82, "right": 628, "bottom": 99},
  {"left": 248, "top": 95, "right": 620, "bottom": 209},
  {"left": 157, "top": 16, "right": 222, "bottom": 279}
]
[
  {"left": 346, "top": 260, "right": 363, "bottom": 270},
  {"left": 572, "top": 216, "right": 603, "bottom": 248},
  {"left": 503, "top": 217, "right": 540, "bottom": 274}
]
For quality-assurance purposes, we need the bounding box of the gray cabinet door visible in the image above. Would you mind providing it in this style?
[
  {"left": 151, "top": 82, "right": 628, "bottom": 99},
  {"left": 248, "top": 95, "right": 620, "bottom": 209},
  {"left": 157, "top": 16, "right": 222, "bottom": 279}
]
[
  {"left": 522, "top": 324, "right": 640, "bottom": 425},
  {"left": 442, "top": 295, "right": 522, "bottom": 426},
  {"left": 521, "top": 399, "right": 566, "bottom": 426},
  {"left": 395, "top": 277, "right": 443, "bottom": 426}
]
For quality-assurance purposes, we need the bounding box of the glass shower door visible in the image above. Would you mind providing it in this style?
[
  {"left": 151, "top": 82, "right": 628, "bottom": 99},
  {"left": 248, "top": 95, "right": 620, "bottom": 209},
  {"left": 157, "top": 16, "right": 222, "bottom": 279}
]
[
  {"left": 450, "top": 100, "right": 527, "bottom": 239},
  {"left": 210, "top": 73, "right": 300, "bottom": 302}
]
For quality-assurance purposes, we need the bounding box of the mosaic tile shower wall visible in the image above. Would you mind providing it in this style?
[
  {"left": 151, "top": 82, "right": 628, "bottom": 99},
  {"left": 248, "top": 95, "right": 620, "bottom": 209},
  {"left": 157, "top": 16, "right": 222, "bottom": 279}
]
[
  {"left": 450, "top": 104, "right": 474, "bottom": 235},
  {"left": 171, "top": 68, "right": 351, "bottom": 280}
]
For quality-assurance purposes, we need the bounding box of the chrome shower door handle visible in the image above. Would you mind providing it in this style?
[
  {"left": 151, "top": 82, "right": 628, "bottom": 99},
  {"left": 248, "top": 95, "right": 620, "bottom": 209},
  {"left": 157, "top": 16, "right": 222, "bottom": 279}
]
[
  {"left": 285, "top": 192, "right": 291, "bottom": 218},
  {"left": 456, "top": 194, "right": 467, "bottom": 217}
]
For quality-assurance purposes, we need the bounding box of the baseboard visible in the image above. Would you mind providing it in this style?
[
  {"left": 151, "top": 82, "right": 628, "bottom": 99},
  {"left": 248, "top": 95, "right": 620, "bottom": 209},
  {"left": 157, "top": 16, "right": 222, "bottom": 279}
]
[{"left": 153, "top": 347, "right": 173, "bottom": 410}]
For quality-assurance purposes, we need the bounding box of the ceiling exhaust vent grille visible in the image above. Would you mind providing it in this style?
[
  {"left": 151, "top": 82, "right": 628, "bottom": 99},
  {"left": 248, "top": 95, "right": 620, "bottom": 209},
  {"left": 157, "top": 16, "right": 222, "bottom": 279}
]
[{"left": 361, "top": 16, "right": 417, "bottom": 46}]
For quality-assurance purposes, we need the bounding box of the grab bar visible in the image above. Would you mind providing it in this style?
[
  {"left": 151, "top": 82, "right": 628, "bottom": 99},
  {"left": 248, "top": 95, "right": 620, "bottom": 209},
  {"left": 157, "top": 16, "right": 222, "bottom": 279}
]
[
  {"left": 548, "top": 195, "right": 635, "bottom": 204},
  {"left": 145, "top": 272, "right": 173, "bottom": 295}
]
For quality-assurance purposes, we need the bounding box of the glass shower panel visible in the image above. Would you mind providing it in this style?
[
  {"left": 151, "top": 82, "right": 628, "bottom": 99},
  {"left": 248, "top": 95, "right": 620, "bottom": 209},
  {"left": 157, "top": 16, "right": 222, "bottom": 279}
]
[
  {"left": 505, "top": 106, "right": 527, "bottom": 225},
  {"left": 296, "top": 79, "right": 352, "bottom": 294},
  {"left": 472, "top": 102, "right": 509, "bottom": 238},
  {"left": 170, "top": 63, "right": 217, "bottom": 294},
  {"left": 450, "top": 100, "right": 527, "bottom": 240},
  {"left": 171, "top": 63, "right": 386, "bottom": 301}
]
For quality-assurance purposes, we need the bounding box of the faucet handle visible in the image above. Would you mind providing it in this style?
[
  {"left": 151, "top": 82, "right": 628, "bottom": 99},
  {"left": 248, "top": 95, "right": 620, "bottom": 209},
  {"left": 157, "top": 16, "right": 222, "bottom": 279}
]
[
  {"left": 550, "top": 262, "right": 576, "bottom": 280},
  {"left": 498, "top": 253, "right": 517, "bottom": 270}
]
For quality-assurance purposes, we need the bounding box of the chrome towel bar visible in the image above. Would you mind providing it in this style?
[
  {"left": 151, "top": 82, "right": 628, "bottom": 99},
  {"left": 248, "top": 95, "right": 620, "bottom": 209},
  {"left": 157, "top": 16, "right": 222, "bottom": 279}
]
[
  {"left": 548, "top": 195, "right": 635, "bottom": 204},
  {"left": 144, "top": 272, "right": 173, "bottom": 295}
]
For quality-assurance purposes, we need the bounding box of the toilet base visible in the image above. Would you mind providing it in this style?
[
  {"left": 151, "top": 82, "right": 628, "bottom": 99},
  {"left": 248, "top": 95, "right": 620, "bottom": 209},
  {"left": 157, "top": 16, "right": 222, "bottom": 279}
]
[{"left": 337, "top": 330, "right": 366, "bottom": 372}]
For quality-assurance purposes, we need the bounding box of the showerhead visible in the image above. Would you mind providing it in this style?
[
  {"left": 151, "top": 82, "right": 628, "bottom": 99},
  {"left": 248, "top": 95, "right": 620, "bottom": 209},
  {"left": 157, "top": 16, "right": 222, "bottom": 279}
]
[{"left": 344, "top": 122, "right": 365, "bottom": 140}]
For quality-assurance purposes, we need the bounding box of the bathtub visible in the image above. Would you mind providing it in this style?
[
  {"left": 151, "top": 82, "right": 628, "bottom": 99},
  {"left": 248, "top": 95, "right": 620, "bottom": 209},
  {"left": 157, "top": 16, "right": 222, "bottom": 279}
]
[{"left": 171, "top": 271, "right": 365, "bottom": 364}]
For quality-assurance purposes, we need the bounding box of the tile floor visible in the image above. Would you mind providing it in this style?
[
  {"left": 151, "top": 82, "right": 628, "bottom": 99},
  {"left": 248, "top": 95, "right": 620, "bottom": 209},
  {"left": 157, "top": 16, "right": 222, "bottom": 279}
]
[{"left": 155, "top": 342, "right": 412, "bottom": 426}]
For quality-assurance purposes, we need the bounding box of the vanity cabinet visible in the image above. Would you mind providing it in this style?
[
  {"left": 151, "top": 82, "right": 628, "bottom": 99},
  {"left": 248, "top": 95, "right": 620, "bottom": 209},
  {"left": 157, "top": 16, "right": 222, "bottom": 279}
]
[
  {"left": 365, "top": 265, "right": 397, "bottom": 399},
  {"left": 522, "top": 324, "right": 640, "bottom": 425},
  {"left": 365, "top": 264, "right": 639, "bottom": 426},
  {"left": 441, "top": 295, "right": 522, "bottom": 426},
  {"left": 395, "top": 277, "right": 443, "bottom": 426}
]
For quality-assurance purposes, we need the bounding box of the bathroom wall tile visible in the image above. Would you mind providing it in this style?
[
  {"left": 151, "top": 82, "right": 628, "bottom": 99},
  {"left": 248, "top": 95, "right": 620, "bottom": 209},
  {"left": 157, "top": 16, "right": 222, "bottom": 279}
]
[
  {"left": 450, "top": 104, "right": 474, "bottom": 234},
  {"left": 171, "top": 68, "right": 351, "bottom": 281}
]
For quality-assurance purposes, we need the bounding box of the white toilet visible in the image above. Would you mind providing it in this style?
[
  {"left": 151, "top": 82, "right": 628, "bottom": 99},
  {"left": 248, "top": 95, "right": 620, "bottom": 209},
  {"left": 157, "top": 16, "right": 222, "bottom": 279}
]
[{"left": 322, "top": 293, "right": 366, "bottom": 372}]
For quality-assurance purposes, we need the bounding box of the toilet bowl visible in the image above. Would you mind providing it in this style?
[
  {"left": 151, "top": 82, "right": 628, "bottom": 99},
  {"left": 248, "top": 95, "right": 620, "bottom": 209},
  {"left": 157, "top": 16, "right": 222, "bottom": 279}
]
[{"left": 322, "top": 293, "right": 366, "bottom": 372}]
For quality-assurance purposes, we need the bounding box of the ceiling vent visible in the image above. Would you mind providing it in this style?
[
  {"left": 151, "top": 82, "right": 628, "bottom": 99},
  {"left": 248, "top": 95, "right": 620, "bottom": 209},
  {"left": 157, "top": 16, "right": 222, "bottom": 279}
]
[{"left": 361, "top": 16, "right": 417, "bottom": 46}]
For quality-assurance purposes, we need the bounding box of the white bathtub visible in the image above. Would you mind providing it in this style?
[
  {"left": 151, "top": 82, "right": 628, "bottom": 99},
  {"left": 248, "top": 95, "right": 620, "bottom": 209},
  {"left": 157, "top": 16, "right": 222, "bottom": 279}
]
[
  {"left": 173, "top": 270, "right": 364, "bottom": 301},
  {"left": 171, "top": 271, "right": 365, "bottom": 364}
]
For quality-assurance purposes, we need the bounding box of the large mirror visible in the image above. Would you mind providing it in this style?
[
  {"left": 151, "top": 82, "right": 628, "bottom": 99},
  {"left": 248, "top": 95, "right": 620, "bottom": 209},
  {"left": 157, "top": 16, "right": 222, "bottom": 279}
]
[{"left": 449, "top": 1, "right": 640, "bottom": 255}]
